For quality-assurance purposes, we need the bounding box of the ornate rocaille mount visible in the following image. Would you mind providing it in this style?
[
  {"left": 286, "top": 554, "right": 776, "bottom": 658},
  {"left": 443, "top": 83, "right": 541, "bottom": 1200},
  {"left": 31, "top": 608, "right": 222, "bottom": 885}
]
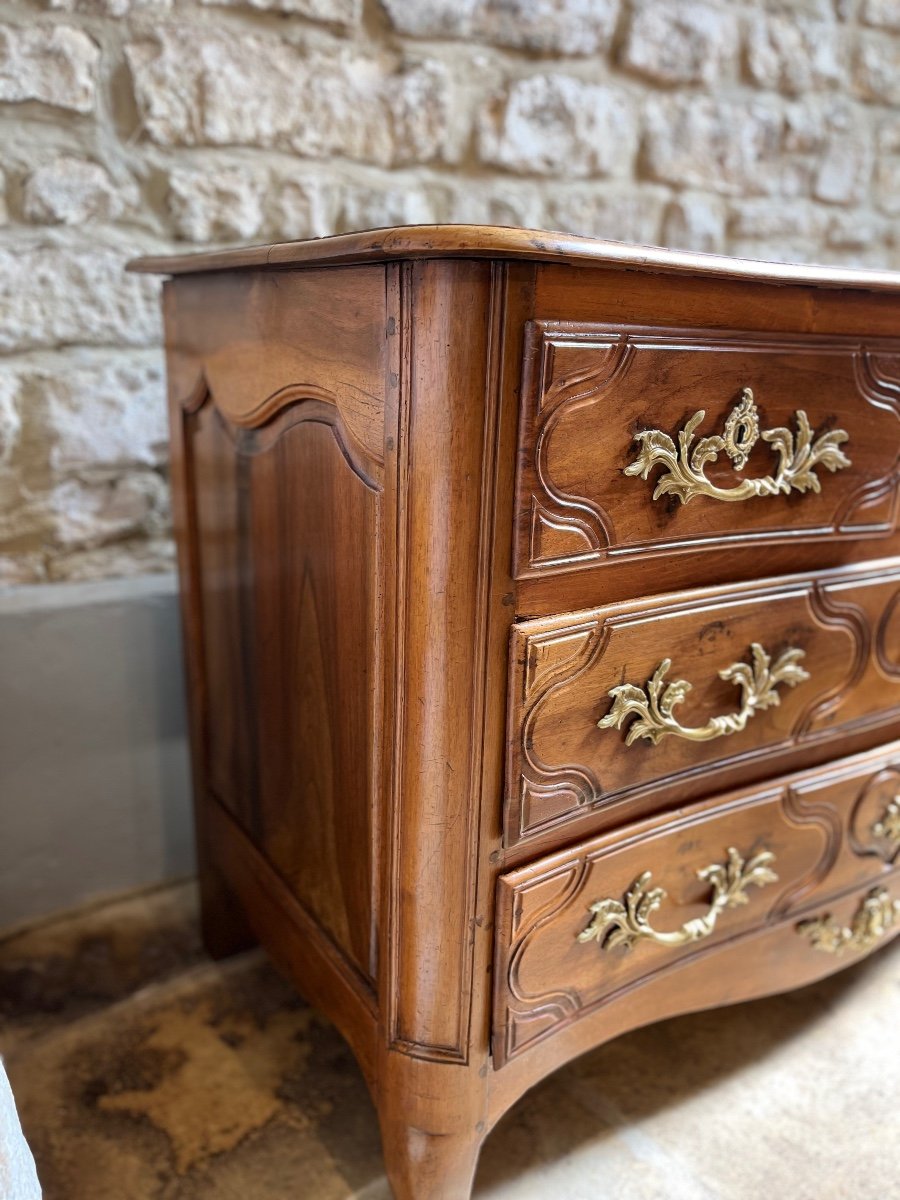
[
  {"left": 872, "top": 796, "right": 900, "bottom": 855},
  {"left": 578, "top": 846, "right": 778, "bottom": 953},
  {"left": 624, "top": 387, "right": 851, "bottom": 505},
  {"left": 797, "top": 886, "right": 900, "bottom": 955},
  {"left": 598, "top": 642, "right": 809, "bottom": 746}
]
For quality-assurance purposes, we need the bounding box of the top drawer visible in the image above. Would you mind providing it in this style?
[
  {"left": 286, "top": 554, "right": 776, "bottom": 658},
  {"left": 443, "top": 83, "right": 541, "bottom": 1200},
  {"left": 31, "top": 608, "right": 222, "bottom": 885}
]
[{"left": 514, "top": 322, "right": 900, "bottom": 583}]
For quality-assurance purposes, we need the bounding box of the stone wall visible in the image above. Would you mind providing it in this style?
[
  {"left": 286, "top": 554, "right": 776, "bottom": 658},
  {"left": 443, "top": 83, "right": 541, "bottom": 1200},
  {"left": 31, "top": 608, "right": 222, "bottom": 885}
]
[{"left": 0, "top": 0, "right": 898, "bottom": 583}]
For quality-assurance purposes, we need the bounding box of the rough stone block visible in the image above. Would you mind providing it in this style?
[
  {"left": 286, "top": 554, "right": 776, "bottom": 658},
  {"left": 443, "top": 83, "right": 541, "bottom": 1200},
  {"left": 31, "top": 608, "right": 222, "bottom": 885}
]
[
  {"left": 729, "top": 198, "right": 829, "bottom": 239},
  {"left": 479, "top": 74, "right": 636, "bottom": 177},
  {"left": 446, "top": 183, "right": 546, "bottom": 230},
  {"left": 762, "top": 0, "right": 833, "bottom": 14},
  {"left": 644, "top": 95, "right": 783, "bottom": 195},
  {"left": 266, "top": 176, "right": 329, "bottom": 241},
  {"left": 23, "top": 157, "right": 135, "bottom": 225},
  {"left": 46, "top": 538, "right": 175, "bottom": 581},
  {"left": 46, "top": 473, "right": 170, "bottom": 552},
  {"left": 338, "top": 183, "right": 443, "bottom": 233},
  {"left": 622, "top": 0, "right": 738, "bottom": 85},
  {"left": 199, "top": 0, "right": 359, "bottom": 22},
  {"left": 545, "top": 190, "right": 665, "bottom": 244},
  {"left": 855, "top": 31, "right": 900, "bottom": 103},
  {"left": 0, "top": 24, "right": 99, "bottom": 113},
  {"left": 861, "top": 0, "right": 900, "bottom": 28},
  {"left": 0, "top": 554, "right": 45, "bottom": 584},
  {"left": 125, "top": 29, "right": 450, "bottom": 165},
  {"left": 746, "top": 13, "right": 844, "bottom": 95},
  {"left": 0, "top": 241, "right": 161, "bottom": 352},
  {"left": 381, "top": 0, "right": 618, "bottom": 54},
  {"left": 813, "top": 131, "right": 873, "bottom": 204},
  {"left": 827, "top": 210, "right": 884, "bottom": 248},
  {"left": 49, "top": 0, "right": 173, "bottom": 14},
  {"left": 0, "top": 372, "right": 21, "bottom": 468},
  {"left": 167, "top": 166, "right": 264, "bottom": 242},
  {"left": 380, "top": 0, "right": 478, "bottom": 36},
  {"left": 663, "top": 194, "right": 726, "bottom": 253},
  {"left": 875, "top": 157, "right": 900, "bottom": 214},
  {"left": 36, "top": 356, "right": 167, "bottom": 471}
]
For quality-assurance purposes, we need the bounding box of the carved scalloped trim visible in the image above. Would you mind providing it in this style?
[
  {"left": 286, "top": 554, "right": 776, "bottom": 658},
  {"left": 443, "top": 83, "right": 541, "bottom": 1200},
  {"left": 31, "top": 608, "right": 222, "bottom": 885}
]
[
  {"left": 876, "top": 588, "right": 900, "bottom": 681},
  {"left": 854, "top": 348, "right": 900, "bottom": 419},
  {"left": 792, "top": 583, "right": 871, "bottom": 737},
  {"left": 518, "top": 328, "right": 900, "bottom": 577},
  {"left": 529, "top": 496, "right": 603, "bottom": 567},
  {"left": 499, "top": 789, "right": 829, "bottom": 1063},
  {"left": 513, "top": 618, "right": 608, "bottom": 839},
  {"left": 537, "top": 335, "right": 632, "bottom": 414},
  {"left": 522, "top": 330, "right": 632, "bottom": 568},
  {"left": 770, "top": 782, "right": 843, "bottom": 918},
  {"left": 503, "top": 860, "right": 590, "bottom": 1060},
  {"left": 180, "top": 375, "right": 381, "bottom": 490},
  {"left": 848, "top": 767, "right": 900, "bottom": 865}
]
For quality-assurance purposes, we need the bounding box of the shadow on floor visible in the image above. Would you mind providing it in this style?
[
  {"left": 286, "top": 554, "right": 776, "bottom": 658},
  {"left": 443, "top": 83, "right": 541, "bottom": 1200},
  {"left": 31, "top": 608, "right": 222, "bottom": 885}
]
[{"left": 2, "top": 883, "right": 898, "bottom": 1200}]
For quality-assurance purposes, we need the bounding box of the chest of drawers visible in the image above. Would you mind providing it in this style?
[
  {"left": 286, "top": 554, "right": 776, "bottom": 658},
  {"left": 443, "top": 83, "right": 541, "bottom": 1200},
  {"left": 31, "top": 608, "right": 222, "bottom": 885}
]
[{"left": 132, "top": 226, "right": 900, "bottom": 1200}]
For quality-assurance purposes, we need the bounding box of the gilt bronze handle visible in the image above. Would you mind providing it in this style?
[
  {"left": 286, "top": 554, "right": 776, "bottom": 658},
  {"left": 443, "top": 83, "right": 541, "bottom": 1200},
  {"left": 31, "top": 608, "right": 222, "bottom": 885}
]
[
  {"left": 598, "top": 643, "right": 809, "bottom": 747},
  {"left": 625, "top": 387, "right": 850, "bottom": 505},
  {"left": 578, "top": 846, "right": 778, "bottom": 953},
  {"left": 797, "top": 887, "right": 900, "bottom": 956}
]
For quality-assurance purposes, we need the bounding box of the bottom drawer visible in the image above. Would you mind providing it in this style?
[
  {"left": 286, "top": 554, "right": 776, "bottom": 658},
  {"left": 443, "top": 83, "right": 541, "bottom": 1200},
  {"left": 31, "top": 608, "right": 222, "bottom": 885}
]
[{"left": 493, "top": 743, "right": 900, "bottom": 1067}]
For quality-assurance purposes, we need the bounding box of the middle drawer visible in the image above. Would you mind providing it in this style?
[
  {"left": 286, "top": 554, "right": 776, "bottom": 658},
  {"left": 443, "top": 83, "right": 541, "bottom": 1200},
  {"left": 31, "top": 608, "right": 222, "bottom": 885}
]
[{"left": 507, "top": 560, "right": 900, "bottom": 849}]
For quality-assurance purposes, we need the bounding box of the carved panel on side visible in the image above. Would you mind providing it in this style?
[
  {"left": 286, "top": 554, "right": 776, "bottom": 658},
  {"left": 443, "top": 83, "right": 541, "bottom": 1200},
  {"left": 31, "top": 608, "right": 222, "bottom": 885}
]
[
  {"left": 164, "top": 267, "right": 388, "bottom": 463},
  {"left": 506, "top": 563, "right": 900, "bottom": 847},
  {"left": 514, "top": 323, "right": 900, "bottom": 579},
  {"left": 183, "top": 385, "right": 382, "bottom": 985},
  {"left": 493, "top": 745, "right": 900, "bottom": 1066}
]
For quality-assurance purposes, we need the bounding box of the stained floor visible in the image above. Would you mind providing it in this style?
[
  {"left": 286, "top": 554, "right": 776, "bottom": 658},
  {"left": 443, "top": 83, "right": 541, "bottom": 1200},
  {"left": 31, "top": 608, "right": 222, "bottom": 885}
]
[{"left": 1, "top": 882, "right": 898, "bottom": 1200}]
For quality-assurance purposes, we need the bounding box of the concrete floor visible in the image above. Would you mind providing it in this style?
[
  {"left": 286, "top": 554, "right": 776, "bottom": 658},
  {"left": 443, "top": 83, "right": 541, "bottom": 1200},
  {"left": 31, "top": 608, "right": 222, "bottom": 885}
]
[{"left": 1, "top": 881, "right": 898, "bottom": 1200}]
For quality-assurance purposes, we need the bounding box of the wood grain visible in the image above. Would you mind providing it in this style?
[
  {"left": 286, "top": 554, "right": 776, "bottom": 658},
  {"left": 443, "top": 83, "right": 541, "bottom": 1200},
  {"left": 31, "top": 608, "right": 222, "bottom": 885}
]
[
  {"left": 515, "top": 323, "right": 900, "bottom": 580},
  {"left": 130, "top": 224, "right": 900, "bottom": 292},
  {"left": 153, "top": 229, "right": 900, "bottom": 1200},
  {"left": 507, "top": 561, "right": 900, "bottom": 850},
  {"left": 494, "top": 742, "right": 900, "bottom": 1065}
]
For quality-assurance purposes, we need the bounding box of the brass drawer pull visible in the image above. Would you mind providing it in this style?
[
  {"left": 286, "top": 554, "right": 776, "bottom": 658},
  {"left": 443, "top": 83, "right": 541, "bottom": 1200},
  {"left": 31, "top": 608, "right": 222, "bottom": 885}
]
[
  {"left": 578, "top": 846, "right": 778, "bottom": 953},
  {"left": 797, "top": 887, "right": 900, "bottom": 956},
  {"left": 625, "top": 387, "right": 851, "bottom": 505},
  {"left": 599, "top": 643, "right": 809, "bottom": 747}
]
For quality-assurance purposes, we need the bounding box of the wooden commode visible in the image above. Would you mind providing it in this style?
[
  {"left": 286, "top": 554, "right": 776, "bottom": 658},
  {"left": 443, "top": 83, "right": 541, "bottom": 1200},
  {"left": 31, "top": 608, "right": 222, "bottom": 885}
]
[{"left": 131, "top": 226, "right": 900, "bottom": 1200}]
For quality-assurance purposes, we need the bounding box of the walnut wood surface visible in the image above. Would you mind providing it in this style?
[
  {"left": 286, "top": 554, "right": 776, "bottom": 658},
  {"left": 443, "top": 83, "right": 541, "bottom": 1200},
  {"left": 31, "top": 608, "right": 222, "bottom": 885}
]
[
  {"left": 169, "top": 270, "right": 385, "bottom": 984},
  {"left": 507, "top": 561, "right": 900, "bottom": 851},
  {"left": 515, "top": 323, "right": 900, "bottom": 580},
  {"left": 130, "top": 224, "right": 900, "bottom": 291},
  {"left": 156, "top": 228, "right": 900, "bottom": 1200},
  {"left": 494, "top": 742, "right": 900, "bottom": 1065}
]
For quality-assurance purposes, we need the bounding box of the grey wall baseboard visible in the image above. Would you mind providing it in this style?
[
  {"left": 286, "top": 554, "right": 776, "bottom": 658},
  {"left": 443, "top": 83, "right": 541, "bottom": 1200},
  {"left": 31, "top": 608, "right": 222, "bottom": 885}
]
[{"left": 0, "top": 574, "right": 194, "bottom": 930}]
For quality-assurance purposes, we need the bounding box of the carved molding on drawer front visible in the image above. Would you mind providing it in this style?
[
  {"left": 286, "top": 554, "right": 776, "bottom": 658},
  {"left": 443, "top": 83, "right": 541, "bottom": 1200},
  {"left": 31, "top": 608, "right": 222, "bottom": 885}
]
[
  {"left": 507, "top": 568, "right": 900, "bottom": 847},
  {"left": 770, "top": 781, "right": 844, "bottom": 917},
  {"left": 876, "top": 588, "right": 900, "bottom": 680},
  {"left": 793, "top": 584, "right": 872, "bottom": 737},
  {"left": 495, "top": 788, "right": 833, "bottom": 1064},
  {"left": 849, "top": 768, "right": 900, "bottom": 865},
  {"left": 854, "top": 349, "right": 900, "bottom": 419},
  {"left": 514, "top": 324, "right": 900, "bottom": 578},
  {"left": 515, "top": 615, "right": 607, "bottom": 838}
]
